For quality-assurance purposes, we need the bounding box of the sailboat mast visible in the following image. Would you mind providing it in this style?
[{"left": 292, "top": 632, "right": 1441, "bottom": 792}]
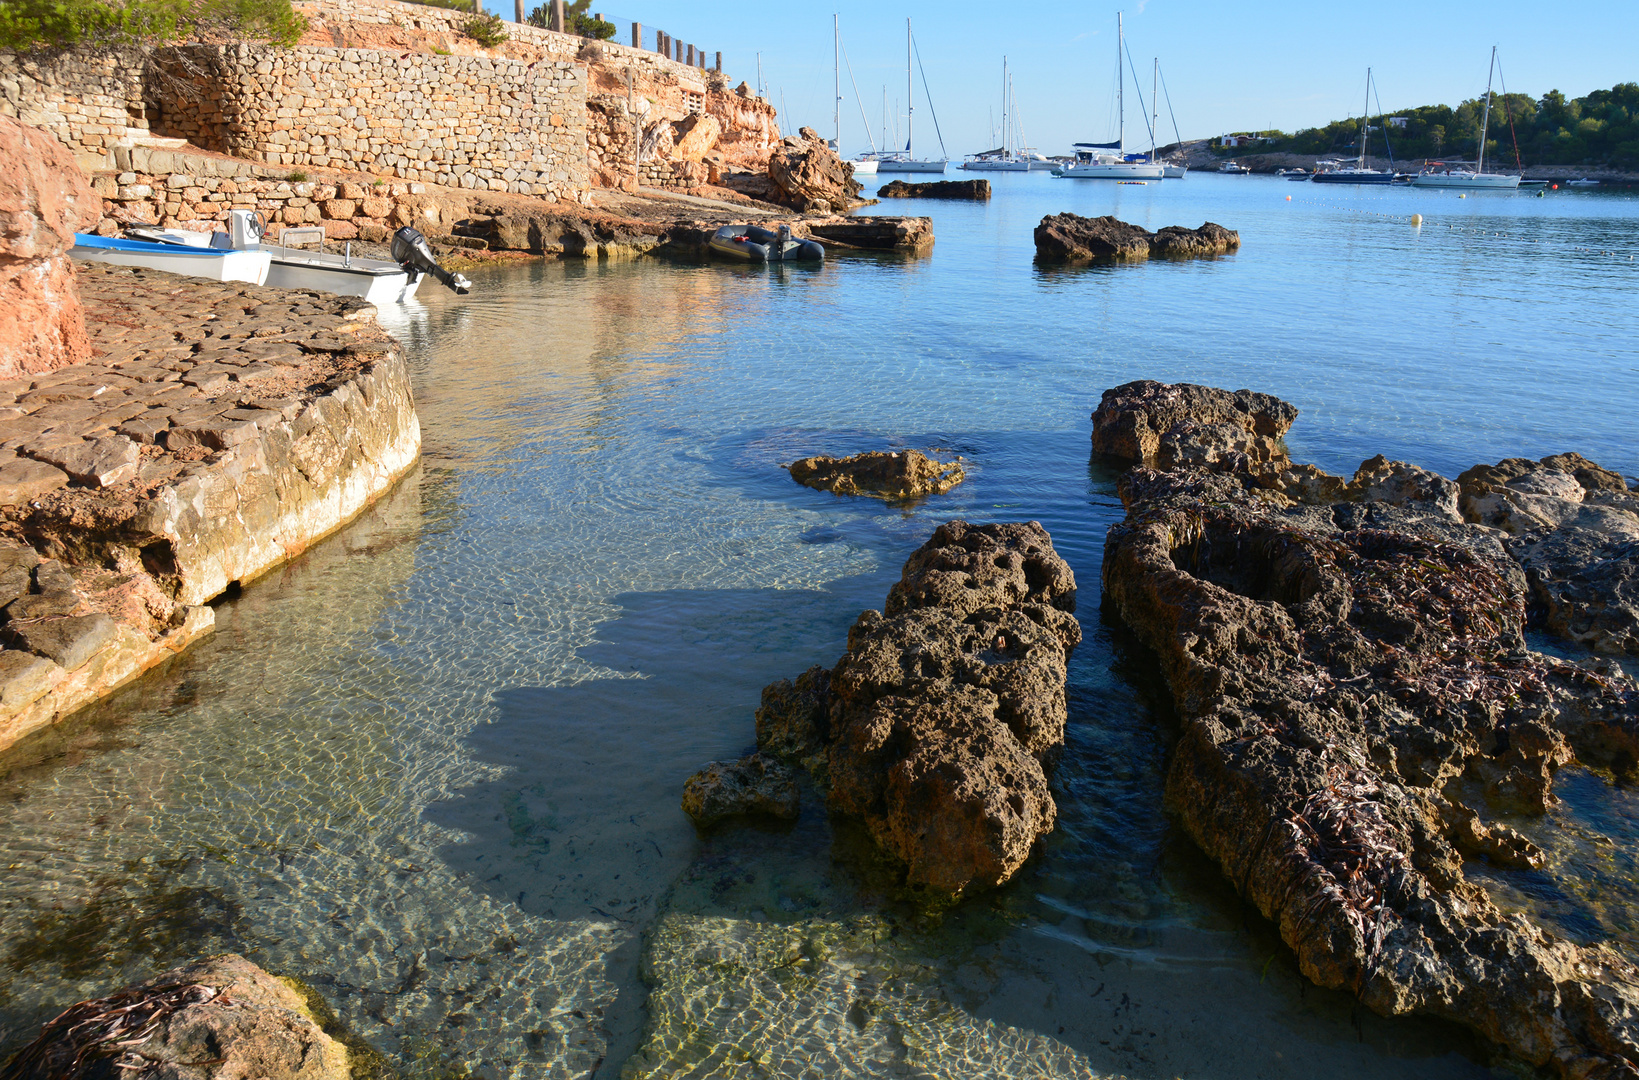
[
  {"left": 906, "top": 19, "right": 914, "bottom": 157},
  {"left": 1151, "top": 57, "right": 1159, "bottom": 161},
  {"left": 1117, "top": 12, "right": 1124, "bottom": 154},
  {"left": 1002, "top": 56, "right": 1008, "bottom": 157},
  {"left": 1359, "top": 68, "right": 1371, "bottom": 169},
  {"left": 833, "top": 14, "right": 840, "bottom": 151},
  {"left": 1478, "top": 46, "right": 1496, "bottom": 173}
]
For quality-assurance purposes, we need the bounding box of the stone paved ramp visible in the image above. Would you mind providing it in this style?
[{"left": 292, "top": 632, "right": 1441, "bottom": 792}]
[{"left": 0, "top": 261, "right": 420, "bottom": 752}]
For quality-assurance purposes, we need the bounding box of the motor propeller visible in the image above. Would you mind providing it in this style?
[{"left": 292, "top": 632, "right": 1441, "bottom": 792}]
[{"left": 391, "top": 227, "right": 472, "bottom": 295}]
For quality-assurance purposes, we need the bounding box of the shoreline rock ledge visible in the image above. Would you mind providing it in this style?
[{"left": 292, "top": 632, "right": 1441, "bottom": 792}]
[
  {"left": 1095, "top": 378, "right": 1639, "bottom": 1079},
  {"left": 1034, "top": 213, "right": 1239, "bottom": 261},
  {"left": 746, "top": 519, "right": 1080, "bottom": 896}
]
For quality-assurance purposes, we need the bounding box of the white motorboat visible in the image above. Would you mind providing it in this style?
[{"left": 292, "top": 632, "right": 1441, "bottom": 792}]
[
  {"left": 1056, "top": 14, "right": 1166, "bottom": 180},
  {"left": 1567, "top": 178, "right": 1600, "bottom": 188},
  {"left": 1218, "top": 161, "right": 1252, "bottom": 175},
  {"left": 877, "top": 18, "right": 948, "bottom": 174},
  {"left": 1411, "top": 49, "right": 1521, "bottom": 190},
  {"left": 126, "top": 212, "right": 470, "bottom": 303},
  {"left": 849, "top": 158, "right": 878, "bottom": 176},
  {"left": 71, "top": 233, "right": 271, "bottom": 284}
]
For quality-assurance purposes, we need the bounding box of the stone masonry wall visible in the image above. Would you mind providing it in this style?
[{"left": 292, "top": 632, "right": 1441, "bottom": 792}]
[
  {"left": 149, "top": 44, "right": 588, "bottom": 198},
  {"left": 0, "top": 50, "right": 147, "bottom": 172}
]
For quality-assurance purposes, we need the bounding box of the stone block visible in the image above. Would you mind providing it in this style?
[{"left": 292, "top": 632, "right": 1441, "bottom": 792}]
[
  {"left": 6, "top": 612, "right": 117, "bottom": 671},
  {"left": 322, "top": 198, "right": 357, "bottom": 219},
  {"left": 165, "top": 418, "right": 260, "bottom": 451},
  {"left": 0, "top": 648, "right": 63, "bottom": 710},
  {"left": 0, "top": 456, "right": 69, "bottom": 503},
  {"left": 4, "top": 590, "right": 79, "bottom": 622},
  {"left": 30, "top": 435, "right": 141, "bottom": 488}
]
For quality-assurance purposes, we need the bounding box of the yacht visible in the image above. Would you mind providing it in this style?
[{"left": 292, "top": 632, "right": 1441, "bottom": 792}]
[
  {"left": 876, "top": 19, "right": 948, "bottom": 174},
  {"left": 1056, "top": 14, "right": 1165, "bottom": 180},
  {"left": 1218, "top": 161, "right": 1251, "bottom": 175},
  {"left": 1311, "top": 70, "right": 1397, "bottom": 185},
  {"left": 963, "top": 59, "right": 1049, "bottom": 172},
  {"left": 1411, "top": 49, "right": 1521, "bottom": 190}
]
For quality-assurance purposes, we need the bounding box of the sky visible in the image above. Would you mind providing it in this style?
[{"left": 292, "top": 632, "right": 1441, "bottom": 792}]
[{"left": 501, "top": 0, "right": 1639, "bottom": 158}]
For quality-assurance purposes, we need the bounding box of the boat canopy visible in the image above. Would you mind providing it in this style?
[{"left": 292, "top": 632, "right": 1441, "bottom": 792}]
[{"left": 1074, "top": 140, "right": 1122, "bottom": 150}]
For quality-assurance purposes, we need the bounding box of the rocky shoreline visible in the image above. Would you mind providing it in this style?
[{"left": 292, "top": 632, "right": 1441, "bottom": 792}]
[
  {"left": 1095, "top": 379, "right": 1639, "bottom": 1078},
  {"left": 0, "top": 261, "right": 419, "bottom": 753}
]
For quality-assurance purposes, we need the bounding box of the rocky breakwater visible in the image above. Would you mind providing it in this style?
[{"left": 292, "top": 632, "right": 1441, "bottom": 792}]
[
  {"left": 0, "top": 117, "right": 102, "bottom": 378},
  {"left": 877, "top": 179, "right": 991, "bottom": 200},
  {"left": 1095, "top": 379, "right": 1639, "bottom": 1078},
  {"left": 3, "top": 954, "right": 360, "bottom": 1079},
  {"left": 743, "top": 521, "right": 1080, "bottom": 896},
  {"left": 1034, "top": 213, "right": 1239, "bottom": 261},
  {"left": 788, "top": 449, "right": 965, "bottom": 501},
  {"left": 0, "top": 262, "right": 420, "bottom": 752}
]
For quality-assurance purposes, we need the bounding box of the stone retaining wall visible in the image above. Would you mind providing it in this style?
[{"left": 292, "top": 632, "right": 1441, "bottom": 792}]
[
  {"left": 0, "top": 50, "right": 147, "bottom": 173},
  {"left": 149, "top": 44, "right": 588, "bottom": 198}
]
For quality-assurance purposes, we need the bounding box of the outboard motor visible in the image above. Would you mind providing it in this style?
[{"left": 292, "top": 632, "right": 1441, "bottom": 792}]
[
  {"left": 391, "top": 226, "right": 472, "bottom": 295},
  {"left": 773, "top": 224, "right": 793, "bottom": 263}
]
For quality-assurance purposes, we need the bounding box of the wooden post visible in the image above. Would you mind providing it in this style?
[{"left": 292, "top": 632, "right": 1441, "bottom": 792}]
[
  {"left": 514, "top": 0, "right": 523, "bottom": 21},
  {"left": 715, "top": 52, "right": 721, "bottom": 73},
  {"left": 686, "top": 44, "right": 694, "bottom": 67},
  {"left": 631, "top": 21, "right": 640, "bottom": 48},
  {"left": 548, "top": 0, "right": 563, "bottom": 32}
]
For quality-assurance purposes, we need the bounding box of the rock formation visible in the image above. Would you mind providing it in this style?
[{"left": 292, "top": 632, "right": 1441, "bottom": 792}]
[
  {"left": 752, "top": 520, "right": 1080, "bottom": 896},
  {"left": 1095, "top": 379, "right": 1639, "bottom": 1079},
  {"left": 0, "top": 118, "right": 101, "bottom": 378},
  {"left": 877, "top": 179, "right": 991, "bottom": 200},
  {"left": 766, "top": 127, "right": 865, "bottom": 214},
  {"left": 787, "top": 449, "right": 964, "bottom": 501},
  {"left": 1033, "top": 213, "right": 1239, "bottom": 262},
  {"left": 2, "top": 954, "right": 350, "bottom": 1079},
  {"left": 681, "top": 752, "right": 800, "bottom": 827}
]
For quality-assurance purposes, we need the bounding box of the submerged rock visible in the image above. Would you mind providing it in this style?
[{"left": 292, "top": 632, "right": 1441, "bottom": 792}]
[
  {"left": 876, "top": 179, "right": 991, "bottom": 200},
  {"left": 1096, "top": 380, "right": 1639, "bottom": 1079},
  {"left": 787, "top": 449, "right": 964, "bottom": 501},
  {"left": 753, "top": 520, "right": 1079, "bottom": 897},
  {"left": 1034, "top": 213, "right": 1239, "bottom": 261},
  {"left": 2, "top": 954, "right": 350, "bottom": 1080},
  {"left": 682, "top": 752, "right": 801, "bottom": 827}
]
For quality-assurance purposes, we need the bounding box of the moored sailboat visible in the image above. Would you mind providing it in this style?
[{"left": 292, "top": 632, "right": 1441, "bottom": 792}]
[
  {"left": 876, "top": 18, "right": 948, "bottom": 174},
  {"left": 1056, "top": 12, "right": 1164, "bottom": 180},
  {"left": 1311, "top": 68, "right": 1397, "bottom": 185},
  {"left": 1411, "top": 48, "right": 1522, "bottom": 190}
]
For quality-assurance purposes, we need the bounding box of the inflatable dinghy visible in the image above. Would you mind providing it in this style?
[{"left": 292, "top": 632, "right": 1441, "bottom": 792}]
[{"left": 708, "top": 224, "right": 824, "bottom": 262}]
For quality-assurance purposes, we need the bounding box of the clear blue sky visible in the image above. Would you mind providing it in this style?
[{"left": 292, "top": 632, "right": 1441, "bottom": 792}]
[{"left": 521, "top": 0, "right": 1638, "bottom": 157}]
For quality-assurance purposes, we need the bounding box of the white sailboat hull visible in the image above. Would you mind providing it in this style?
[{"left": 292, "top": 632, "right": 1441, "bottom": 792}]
[
  {"left": 1162, "top": 165, "right": 1188, "bottom": 178},
  {"left": 962, "top": 159, "right": 1030, "bottom": 172},
  {"left": 876, "top": 159, "right": 948, "bottom": 173},
  {"left": 1411, "top": 171, "right": 1521, "bottom": 189},
  {"left": 1027, "top": 160, "right": 1059, "bottom": 171},
  {"left": 1057, "top": 161, "right": 1165, "bottom": 179},
  {"left": 849, "top": 159, "right": 878, "bottom": 176}
]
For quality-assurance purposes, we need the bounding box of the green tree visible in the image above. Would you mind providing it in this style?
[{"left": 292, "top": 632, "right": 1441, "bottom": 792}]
[{"left": 0, "top": 0, "right": 306, "bottom": 51}]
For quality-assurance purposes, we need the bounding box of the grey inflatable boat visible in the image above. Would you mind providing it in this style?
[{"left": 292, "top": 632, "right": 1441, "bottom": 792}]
[{"left": 708, "top": 224, "right": 824, "bottom": 262}]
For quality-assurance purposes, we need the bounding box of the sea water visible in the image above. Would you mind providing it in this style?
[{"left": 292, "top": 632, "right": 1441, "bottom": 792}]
[{"left": 1, "top": 174, "right": 1635, "bottom": 1078}]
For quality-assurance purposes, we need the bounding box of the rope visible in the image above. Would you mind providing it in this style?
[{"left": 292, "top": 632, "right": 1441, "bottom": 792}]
[
  {"left": 1123, "top": 37, "right": 1158, "bottom": 153},
  {"left": 1370, "top": 78, "right": 1396, "bottom": 167},
  {"left": 839, "top": 38, "right": 876, "bottom": 155},
  {"left": 910, "top": 32, "right": 948, "bottom": 159},
  {"left": 1159, "top": 65, "right": 1184, "bottom": 150},
  {"left": 1495, "top": 57, "right": 1525, "bottom": 173}
]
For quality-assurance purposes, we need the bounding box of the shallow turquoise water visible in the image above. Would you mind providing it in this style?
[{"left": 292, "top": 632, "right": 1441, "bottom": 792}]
[{"left": 1, "top": 174, "right": 1635, "bottom": 1078}]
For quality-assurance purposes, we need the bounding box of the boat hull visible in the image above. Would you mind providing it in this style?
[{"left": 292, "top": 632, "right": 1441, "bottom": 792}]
[
  {"left": 1162, "top": 165, "right": 1187, "bottom": 178},
  {"left": 849, "top": 159, "right": 878, "bottom": 176},
  {"left": 1056, "top": 162, "right": 1165, "bottom": 179},
  {"left": 264, "top": 259, "right": 418, "bottom": 305},
  {"left": 70, "top": 235, "right": 270, "bottom": 285},
  {"left": 962, "top": 159, "right": 1030, "bottom": 172},
  {"left": 1312, "top": 171, "right": 1397, "bottom": 184},
  {"left": 875, "top": 159, "right": 948, "bottom": 173},
  {"left": 707, "top": 226, "right": 824, "bottom": 263},
  {"left": 1410, "top": 172, "right": 1522, "bottom": 189}
]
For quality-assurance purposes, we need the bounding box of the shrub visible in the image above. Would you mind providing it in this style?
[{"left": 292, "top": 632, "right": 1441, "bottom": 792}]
[
  {"left": 0, "top": 0, "right": 307, "bottom": 52},
  {"left": 288, "top": 169, "right": 309, "bottom": 181},
  {"left": 401, "top": 0, "right": 476, "bottom": 10},
  {"left": 525, "top": 0, "right": 613, "bottom": 39},
  {"left": 462, "top": 10, "right": 507, "bottom": 47}
]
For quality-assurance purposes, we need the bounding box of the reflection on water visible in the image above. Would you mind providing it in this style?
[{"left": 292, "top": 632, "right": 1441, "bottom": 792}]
[{"left": 2, "top": 176, "right": 1634, "bottom": 1078}]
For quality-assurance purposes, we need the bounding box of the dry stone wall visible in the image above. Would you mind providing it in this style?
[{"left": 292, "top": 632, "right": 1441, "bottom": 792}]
[
  {"left": 0, "top": 50, "right": 147, "bottom": 171},
  {"left": 149, "top": 44, "right": 588, "bottom": 199}
]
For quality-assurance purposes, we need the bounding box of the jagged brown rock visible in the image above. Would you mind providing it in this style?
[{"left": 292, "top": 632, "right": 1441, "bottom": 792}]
[
  {"left": 1090, "top": 379, "right": 1298, "bottom": 464},
  {"left": 681, "top": 753, "right": 801, "bottom": 827},
  {"left": 752, "top": 520, "right": 1079, "bottom": 897},
  {"left": 788, "top": 449, "right": 964, "bottom": 501},
  {"left": 1033, "top": 213, "right": 1239, "bottom": 262},
  {"left": 877, "top": 179, "right": 991, "bottom": 200},
  {"left": 766, "top": 127, "right": 865, "bottom": 214},
  {"left": 2, "top": 954, "right": 350, "bottom": 1080},
  {"left": 1096, "top": 381, "right": 1639, "bottom": 1079}
]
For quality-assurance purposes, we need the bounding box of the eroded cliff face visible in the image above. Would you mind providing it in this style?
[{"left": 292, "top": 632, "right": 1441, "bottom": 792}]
[
  {"left": 0, "top": 118, "right": 101, "bottom": 378},
  {"left": 1095, "top": 379, "right": 1639, "bottom": 1079}
]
